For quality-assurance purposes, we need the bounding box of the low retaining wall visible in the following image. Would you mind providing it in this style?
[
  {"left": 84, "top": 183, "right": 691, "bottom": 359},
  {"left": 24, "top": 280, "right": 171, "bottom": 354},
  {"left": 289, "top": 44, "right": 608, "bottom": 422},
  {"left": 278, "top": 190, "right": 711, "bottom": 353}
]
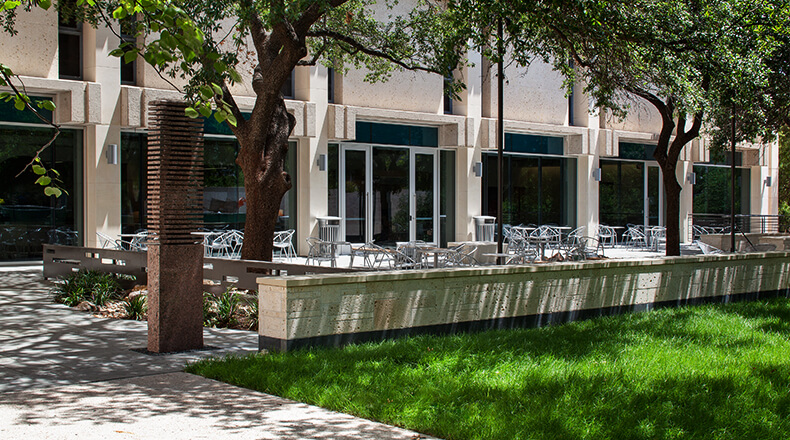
[{"left": 257, "top": 252, "right": 790, "bottom": 351}]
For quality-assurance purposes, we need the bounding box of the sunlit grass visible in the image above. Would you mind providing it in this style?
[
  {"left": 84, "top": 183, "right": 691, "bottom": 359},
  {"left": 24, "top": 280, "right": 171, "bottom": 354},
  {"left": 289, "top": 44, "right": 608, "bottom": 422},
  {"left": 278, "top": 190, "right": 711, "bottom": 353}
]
[{"left": 186, "top": 297, "right": 790, "bottom": 440}]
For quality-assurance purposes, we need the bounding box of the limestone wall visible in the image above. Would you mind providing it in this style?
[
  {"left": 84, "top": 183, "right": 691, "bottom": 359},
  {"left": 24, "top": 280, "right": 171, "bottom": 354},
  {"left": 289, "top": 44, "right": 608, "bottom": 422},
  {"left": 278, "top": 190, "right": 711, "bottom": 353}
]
[{"left": 258, "top": 252, "right": 790, "bottom": 351}]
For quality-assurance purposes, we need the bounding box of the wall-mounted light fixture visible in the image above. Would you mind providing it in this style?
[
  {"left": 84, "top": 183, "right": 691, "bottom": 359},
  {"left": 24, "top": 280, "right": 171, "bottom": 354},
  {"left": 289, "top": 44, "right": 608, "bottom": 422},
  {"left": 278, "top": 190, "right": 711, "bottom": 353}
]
[
  {"left": 473, "top": 161, "right": 483, "bottom": 177},
  {"left": 106, "top": 144, "right": 119, "bottom": 165},
  {"left": 317, "top": 154, "right": 327, "bottom": 171},
  {"left": 765, "top": 176, "right": 772, "bottom": 187},
  {"left": 687, "top": 172, "right": 697, "bottom": 185},
  {"left": 592, "top": 168, "right": 602, "bottom": 182}
]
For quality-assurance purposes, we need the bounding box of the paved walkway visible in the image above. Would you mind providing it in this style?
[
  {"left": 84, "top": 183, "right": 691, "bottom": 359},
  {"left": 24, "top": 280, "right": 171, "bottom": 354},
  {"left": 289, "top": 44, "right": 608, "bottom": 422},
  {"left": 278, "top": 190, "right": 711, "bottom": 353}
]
[{"left": 0, "top": 266, "right": 435, "bottom": 439}]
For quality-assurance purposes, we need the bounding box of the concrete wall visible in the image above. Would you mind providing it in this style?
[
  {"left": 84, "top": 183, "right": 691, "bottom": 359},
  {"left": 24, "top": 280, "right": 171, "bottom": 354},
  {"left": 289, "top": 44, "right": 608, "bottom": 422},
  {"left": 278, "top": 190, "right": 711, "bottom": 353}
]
[{"left": 258, "top": 252, "right": 790, "bottom": 350}]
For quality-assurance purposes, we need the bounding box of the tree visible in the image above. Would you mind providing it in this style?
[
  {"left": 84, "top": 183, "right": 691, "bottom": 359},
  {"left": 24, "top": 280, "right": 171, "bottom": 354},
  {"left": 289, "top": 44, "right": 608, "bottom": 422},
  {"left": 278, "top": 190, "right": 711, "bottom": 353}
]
[
  {"left": 453, "top": 0, "right": 790, "bottom": 256},
  {"left": 3, "top": 0, "right": 467, "bottom": 260}
]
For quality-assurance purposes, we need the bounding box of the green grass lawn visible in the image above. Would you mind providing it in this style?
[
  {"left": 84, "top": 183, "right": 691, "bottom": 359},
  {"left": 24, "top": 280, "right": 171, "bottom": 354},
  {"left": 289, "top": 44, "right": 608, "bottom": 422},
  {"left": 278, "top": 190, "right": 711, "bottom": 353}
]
[{"left": 186, "top": 297, "right": 790, "bottom": 440}]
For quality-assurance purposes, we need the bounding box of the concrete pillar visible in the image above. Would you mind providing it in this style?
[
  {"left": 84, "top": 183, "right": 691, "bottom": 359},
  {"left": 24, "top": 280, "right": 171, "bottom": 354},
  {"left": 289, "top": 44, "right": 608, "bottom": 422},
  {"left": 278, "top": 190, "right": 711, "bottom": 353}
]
[
  {"left": 455, "top": 51, "right": 483, "bottom": 241},
  {"left": 295, "top": 65, "right": 328, "bottom": 255},
  {"left": 678, "top": 160, "right": 694, "bottom": 243},
  {"left": 81, "top": 23, "right": 122, "bottom": 246},
  {"left": 576, "top": 153, "right": 598, "bottom": 237}
]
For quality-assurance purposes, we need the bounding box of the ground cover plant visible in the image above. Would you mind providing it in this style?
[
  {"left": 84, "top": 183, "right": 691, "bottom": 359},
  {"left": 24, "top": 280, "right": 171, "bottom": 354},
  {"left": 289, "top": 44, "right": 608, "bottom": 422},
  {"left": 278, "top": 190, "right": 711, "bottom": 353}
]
[
  {"left": 186, "top": 297, "right": 790, "bottom": 440},
  {"left": 53, "top": 272, "right": 257, "bottom": 329}
]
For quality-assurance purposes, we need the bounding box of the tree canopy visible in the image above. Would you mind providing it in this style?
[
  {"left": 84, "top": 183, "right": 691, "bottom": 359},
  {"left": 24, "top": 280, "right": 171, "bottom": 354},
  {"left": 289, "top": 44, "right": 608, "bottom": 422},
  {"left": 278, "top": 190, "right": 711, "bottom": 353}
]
[{"left": 452, "top": 0, "right": 790, "bottom": 255}]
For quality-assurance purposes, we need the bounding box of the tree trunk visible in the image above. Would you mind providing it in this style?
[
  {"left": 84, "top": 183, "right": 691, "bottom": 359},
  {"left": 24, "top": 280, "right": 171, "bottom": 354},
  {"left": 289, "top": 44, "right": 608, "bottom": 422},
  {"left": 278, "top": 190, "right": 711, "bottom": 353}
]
[
  {"left": 660, "top": 163, "right": 682, "bottom": 256},
  {"left": 236, "top": 98, "right": 294, "bottom": 261}
]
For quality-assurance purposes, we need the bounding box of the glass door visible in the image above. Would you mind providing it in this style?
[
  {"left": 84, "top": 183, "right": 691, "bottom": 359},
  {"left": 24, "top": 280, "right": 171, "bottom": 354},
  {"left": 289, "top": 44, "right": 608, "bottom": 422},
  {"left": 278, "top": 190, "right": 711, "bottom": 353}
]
[
  {"left": 340, "top": 144, "right": 439, "bottom": 246},
  {"left": 412, "top": 149, "right": 438, "bottom": 243},
  {"left": 341, "top": 147, "right": 368, "bottom": 243},
  {"left": 372, "top": 146, "right": 410, "bottom": 246}
]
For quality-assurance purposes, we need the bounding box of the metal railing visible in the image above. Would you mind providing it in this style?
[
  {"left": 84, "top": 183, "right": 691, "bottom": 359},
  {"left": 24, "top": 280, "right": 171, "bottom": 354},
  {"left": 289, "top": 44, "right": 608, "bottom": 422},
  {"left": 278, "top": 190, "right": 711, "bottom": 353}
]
[
  {"left": 43, "top": 244, "right": 358, "bottom": 292},
  {"left": 688, "top": 214, "right": 789, "bottom": 241}
]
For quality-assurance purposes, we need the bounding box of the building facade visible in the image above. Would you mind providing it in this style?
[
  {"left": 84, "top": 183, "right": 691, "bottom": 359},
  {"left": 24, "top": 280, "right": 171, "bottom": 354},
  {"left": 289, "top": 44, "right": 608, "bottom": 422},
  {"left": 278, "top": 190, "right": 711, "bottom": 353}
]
[{"left": 0, "top": 7, "right": 780, "bottom": 261}]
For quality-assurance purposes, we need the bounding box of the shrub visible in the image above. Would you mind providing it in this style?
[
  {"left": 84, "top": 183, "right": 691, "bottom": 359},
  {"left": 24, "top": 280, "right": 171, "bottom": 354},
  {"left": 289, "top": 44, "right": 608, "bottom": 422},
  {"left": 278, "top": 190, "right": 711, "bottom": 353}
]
[
  {"left": 52, "top": 270, "right": 123, "bottom": 307},
  {"left": 203, "top": 287, "right": 243, "bottom": 328},
  {"left": 244, "top": 294, "right": 258, "bottom": 331},
  {"left": 124, "top": 295, "right": 147, "bottom": 320}
]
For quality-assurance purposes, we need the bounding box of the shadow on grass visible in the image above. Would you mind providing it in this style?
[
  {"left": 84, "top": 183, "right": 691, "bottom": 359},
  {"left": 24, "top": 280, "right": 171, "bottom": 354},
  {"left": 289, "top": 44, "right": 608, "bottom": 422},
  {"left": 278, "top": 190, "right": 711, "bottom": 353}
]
[{"left": 188, "top": 297, "right": 790, "bottom": 440}]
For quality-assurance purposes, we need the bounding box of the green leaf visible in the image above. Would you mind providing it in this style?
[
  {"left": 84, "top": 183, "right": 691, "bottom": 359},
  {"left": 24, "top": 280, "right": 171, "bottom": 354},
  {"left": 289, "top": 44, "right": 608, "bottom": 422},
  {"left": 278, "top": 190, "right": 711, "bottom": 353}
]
[
  {"left": 184, "top": 107, "right": 199, "bottom": 118},
  {"left": 35, "top": 175, "right": 51, "bottom": 186},
  {"left": 37, "top": 100, "right": 56, "bottom": 111},
  {"left": 211, "top": 83, "right": 223, "bottom": 96},
  {"left": 123, "top": 51, "right": 137, "bottom": 64},
  {"left": 44, "top": 186, "right": 62, "bottom": 197},
  {"left": 226, "top": 113, "right": 237, "bottom": 127},
  {"left": 14, "top": 97, "right": 25, "bottom": 111},
  {"left": 37, "top": 0, "right": 51, "bottom": 10},
  {"left": 112, "top": 6, "right": 126, "bottom": 19},
  {"left": 32, "top": 164, "right": 46, "bottom": 175}
]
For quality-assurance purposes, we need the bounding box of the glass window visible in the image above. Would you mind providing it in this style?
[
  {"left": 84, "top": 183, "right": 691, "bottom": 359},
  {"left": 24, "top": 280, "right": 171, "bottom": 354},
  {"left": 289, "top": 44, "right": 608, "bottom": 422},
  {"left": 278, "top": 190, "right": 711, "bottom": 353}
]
[
  {"left": 505, "top": 133, "right": 564, "bottom": 155},
  {"left": 120, "top": 18, "right": 136, "bottom": 85},
  {"left": 327, "top": 68, "right": 335, "bottom": 103},
  {"left": 327, "top": 143, "right": 339, "bottom": 216},
  {"left": 443, "top": 74, "right": 453, "bottom": 115},
  {"left": 354, "top": 122, "right": 439, "bottom": 148},
  {"left": 618, "top": 142, "right": 657, "bottom": 161},
  {"left": 281, "top": 70, "right": 295, "bottom": 99},
  {"left": 121, "top": 132, "right": 146, "bottom": 234},
  {"left": 482, "top": 153, "right": 576, "bottom": 226},
  {"left": 58, "top": 1, "right": 82, "bottom": 80},
  {"left": 599, "top": 160, "right": 645, "bottom": 226},
  {"left": 0, "top": 127, "right": 83, "bottom": 260},
  {"left": 693, "top": 165, "right": 750, "bottom": 215},
  {"left": 440, "top": 150, "right": 455, "bottom": 247},
  {"left": 122, "top": 134, "right": 297, "bottom": 233}
]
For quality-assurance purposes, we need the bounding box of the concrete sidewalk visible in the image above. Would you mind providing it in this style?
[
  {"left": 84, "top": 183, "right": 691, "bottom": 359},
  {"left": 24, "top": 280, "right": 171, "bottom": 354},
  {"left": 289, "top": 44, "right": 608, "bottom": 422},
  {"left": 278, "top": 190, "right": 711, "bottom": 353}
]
[{"left": 0, "top": 267, "right": 435, "bottom": 439}]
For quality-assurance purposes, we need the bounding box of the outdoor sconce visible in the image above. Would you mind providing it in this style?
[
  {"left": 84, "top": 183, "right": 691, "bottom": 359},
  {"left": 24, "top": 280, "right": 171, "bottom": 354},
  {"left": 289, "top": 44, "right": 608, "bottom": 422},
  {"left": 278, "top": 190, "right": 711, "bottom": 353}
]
[
  {"left": 106, "top": 144, "right": 119, "bottom": 165},
  {"left": 317, "top": 154, "right": 327, "bottom": 171},
  {"left": 765, "top": 176, "right": 772, "bottom": 187},
  {"left": 473, "top": 161, "right": 483, "bottom": 177},
  {"left": 687, "top": 172, "right": 697, "bottom": 185},
  {"left": 592, "top": 168, "right": 602, "bottom": 182}
]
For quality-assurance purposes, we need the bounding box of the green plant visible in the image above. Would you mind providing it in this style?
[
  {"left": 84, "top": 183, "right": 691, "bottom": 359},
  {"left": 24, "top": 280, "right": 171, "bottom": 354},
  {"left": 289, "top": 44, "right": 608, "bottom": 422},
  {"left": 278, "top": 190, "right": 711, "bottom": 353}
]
[
  {"left": 91, "top": 277, "right": 122, "bottom": 306},
  {"left": 244, "top": 294, "right": 258, "bottom": 331},
  {"left": 203, "top": 287, "right": 242, "bottom": 328},
  {"left": 124, "top": 295, "right": 147, "bottom": 320},
  {"left": 214, "top": 287, "right": 240, "bottom": 328},
  {"left": 188, "top": 297, "right": 790, "bottom": 440},
  {"left": 52, "top": 270, "right": 122, "bottom": 307}
]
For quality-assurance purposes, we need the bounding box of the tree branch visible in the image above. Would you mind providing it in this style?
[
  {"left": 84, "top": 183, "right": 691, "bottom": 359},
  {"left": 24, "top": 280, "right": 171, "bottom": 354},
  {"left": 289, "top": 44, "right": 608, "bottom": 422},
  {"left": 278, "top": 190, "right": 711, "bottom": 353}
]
[
  {"left": 1, "top": 71, "right": 61, "bottom": 178},
  {"left": 307, "top": 30, "right": 443, "bottom": 74}
]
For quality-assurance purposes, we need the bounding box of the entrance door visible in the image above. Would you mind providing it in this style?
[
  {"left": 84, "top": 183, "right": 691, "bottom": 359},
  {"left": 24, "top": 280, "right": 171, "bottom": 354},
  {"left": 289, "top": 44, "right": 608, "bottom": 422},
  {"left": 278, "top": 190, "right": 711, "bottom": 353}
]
[
  {"left": 341, "top": 147, "right": 368, "bottom": 243},
  {"left": 340, "top": 144, "right": 439, "bottom": 246}
]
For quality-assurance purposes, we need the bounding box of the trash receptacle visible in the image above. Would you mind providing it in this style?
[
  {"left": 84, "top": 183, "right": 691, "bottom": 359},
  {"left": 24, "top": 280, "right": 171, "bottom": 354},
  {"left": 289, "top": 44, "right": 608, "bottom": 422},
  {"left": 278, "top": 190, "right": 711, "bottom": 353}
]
[
  {"left": 473, "top": 216, "right": 496, "bottom": 242},
  {"left": 317, "top": 216, "right": 341, "bottom": 242}
]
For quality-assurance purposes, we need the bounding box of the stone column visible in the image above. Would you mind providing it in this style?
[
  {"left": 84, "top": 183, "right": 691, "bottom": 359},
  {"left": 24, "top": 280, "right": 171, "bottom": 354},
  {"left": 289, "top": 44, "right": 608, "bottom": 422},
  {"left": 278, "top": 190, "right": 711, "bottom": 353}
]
[{"left": 146, "top": 100, "right": 204, "bottom": 353}]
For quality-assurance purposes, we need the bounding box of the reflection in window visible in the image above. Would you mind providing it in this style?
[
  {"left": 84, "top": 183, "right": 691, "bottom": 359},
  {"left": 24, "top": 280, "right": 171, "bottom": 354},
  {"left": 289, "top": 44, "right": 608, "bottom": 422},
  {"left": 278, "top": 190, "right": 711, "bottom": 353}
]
[
  {"left": 281, "top": 70, "right": 295, "bottom": 99},
  {"left": 482, "top": 153, "right": 576, "bottom": 226},
  {"left": 58, "top": 1, "right": 82, "bottom": 79},
  {"left": 327, "top": 144, "right": 339, "bottom": 216},
  {"left": 599, "top": 160, "right": 645, "bottom": 226},
  {"left": 120, "top": 18, "right": 137, "bottom": 85},
  {"left": 121, "top": 132, "right": 146, "bottom": 234},
  {"left": 122, "top": 134, "right": 296, "bottom": 233},
  {"left": 693, "top": 165, "right": 750, "bottom": 215},
  {"left": 440, "top": 150, "right": 455, "bottom": 247},
  {"left": 372, "top": 147, "right": 409, "bottom": 246},
  {"left": 0, "top": 127, "right": 83, "bottom": 260}
]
